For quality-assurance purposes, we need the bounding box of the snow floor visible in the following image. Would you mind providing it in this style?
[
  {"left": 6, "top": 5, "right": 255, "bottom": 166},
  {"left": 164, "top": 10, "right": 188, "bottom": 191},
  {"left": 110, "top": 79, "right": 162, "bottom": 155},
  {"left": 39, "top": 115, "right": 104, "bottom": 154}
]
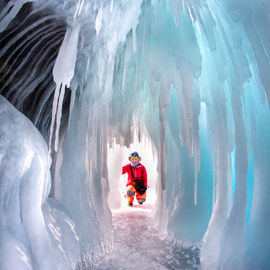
[{"left": 90, "top": 203, "right": 200, "bottom": 270}]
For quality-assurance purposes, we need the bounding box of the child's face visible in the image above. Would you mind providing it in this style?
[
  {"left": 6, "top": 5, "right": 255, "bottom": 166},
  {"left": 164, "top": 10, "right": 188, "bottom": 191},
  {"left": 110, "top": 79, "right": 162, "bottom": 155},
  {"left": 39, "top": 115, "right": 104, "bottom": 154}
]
[{"left": 130, "top": 156, "right": 139, "bottom": 163}]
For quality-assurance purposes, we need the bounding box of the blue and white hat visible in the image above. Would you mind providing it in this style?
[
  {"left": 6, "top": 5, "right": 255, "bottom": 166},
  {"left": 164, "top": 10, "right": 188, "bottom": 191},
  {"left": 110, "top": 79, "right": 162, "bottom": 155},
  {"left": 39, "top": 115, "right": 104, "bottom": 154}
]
[{"left": 128, "top": 151, "right": 142, "bottom": 162}]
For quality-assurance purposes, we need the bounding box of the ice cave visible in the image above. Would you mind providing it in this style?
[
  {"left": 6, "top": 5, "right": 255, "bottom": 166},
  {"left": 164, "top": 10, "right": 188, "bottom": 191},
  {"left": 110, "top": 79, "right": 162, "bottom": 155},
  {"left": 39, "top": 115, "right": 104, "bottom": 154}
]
[{"left": 0, "top": 0, "right": 270, "bottom": 269}]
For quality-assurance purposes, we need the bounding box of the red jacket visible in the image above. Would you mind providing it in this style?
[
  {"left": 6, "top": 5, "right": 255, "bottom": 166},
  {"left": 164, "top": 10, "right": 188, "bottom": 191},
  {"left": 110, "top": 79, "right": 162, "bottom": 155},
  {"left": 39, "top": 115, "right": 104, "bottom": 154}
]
[{"left": 122, "top": 163, "right": 147, "bottom": 187}]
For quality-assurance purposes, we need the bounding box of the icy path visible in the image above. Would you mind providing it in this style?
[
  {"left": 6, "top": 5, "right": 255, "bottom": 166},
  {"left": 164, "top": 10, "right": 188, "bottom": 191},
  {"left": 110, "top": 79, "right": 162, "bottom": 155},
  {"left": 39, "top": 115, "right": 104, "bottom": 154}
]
[{"left": 91, "top": 204, "right": 200, "bottom": 270}]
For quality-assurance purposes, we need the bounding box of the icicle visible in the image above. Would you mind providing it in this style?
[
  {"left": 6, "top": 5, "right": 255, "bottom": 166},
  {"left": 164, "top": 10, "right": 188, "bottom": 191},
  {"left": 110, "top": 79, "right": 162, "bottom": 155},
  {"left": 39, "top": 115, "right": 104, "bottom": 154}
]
[
  {"left": 78, "top": 0, "right": 85, "bottom": 17},
  {"left": 50, "top": 24, "right": 80, "bottom": 154},
  {"left": 132, "top": 27, "right": 137, "bottom": 53},
  {"left": 169, "top": 0, "right": 182, "bottom": 26},
  {"left": 49, "top": 82, "right": 61, "bottom": 155},
  {"left": 212, "top": 160, "right": 216, "bottom": 208},
  {"left": 54, "top": 84, "right": 66, "bottom": 152},
  {"left": 74, "top": 0, "right": 85, "bottom": 20},
  {"left": 95, "top": 9, "right": 103, "bottom": 36},
  {"left": 98, "top": 56, "right": 105, "bottom": 88},
  {"left": 194, "top": 173, "right": 198, "bottom": 205},
  {"left": 110, "top": 0, "right": 114, "bottom": 13}
]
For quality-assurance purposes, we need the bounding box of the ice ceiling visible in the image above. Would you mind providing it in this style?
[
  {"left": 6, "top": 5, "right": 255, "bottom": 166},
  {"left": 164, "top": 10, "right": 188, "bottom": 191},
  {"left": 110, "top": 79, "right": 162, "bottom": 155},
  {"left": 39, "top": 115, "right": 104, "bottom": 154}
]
[{"left": 0, "top": 0, "right": 270, "bottom": 269}]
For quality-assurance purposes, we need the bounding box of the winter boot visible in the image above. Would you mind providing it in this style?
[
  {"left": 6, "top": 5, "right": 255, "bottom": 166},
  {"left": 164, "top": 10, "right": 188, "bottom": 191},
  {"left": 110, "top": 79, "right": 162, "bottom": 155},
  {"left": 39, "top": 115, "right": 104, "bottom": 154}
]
[{"left": 137, "top": 198, "right": 145, "bottom": 205}]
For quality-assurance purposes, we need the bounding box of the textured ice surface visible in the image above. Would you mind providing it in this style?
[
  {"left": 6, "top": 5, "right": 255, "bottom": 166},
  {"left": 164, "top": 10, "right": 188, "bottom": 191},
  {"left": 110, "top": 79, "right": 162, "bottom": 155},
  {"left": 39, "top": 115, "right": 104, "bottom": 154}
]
[
  {"left": 1, "top": 0, "right": 270, "bottom": 269},
  {"left": 91, "top": 206, "right": 200, "bottom": 270},
  {"left": 0, "top": 96, "right": 79, "bottom": 270}
]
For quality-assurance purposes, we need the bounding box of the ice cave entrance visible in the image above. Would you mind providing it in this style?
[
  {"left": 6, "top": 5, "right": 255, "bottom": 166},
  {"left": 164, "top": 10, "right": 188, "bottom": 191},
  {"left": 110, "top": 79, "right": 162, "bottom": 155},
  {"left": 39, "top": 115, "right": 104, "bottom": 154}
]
[{"left": 107, "top": 128, "right": 158, "bottom": 214}]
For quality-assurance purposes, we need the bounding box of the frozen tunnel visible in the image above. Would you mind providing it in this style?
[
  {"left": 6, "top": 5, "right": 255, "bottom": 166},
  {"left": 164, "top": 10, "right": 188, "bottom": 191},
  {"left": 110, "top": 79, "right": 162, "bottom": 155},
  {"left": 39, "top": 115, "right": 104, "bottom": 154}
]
[
  {"left": 1, "top": 0, "right": 270, "bottom": 270},
  {"left": 107, "top": 129, "right": 158, "bottom": 211}
]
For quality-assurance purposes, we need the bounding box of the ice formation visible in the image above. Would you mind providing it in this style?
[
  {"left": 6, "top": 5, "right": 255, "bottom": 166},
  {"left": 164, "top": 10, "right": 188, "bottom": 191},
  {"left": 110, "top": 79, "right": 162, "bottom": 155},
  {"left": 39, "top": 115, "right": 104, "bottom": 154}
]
[
  {"left": 0, "top": 96, "right": 79, "bottom": 269},
  {"left": 1, "top": 0, "right": 270, "bottom": 269}
]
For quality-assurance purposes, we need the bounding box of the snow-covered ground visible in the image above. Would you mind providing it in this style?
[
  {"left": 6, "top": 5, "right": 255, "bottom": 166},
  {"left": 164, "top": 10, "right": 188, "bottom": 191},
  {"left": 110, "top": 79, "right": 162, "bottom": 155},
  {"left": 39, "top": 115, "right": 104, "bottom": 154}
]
[{"left": 91, "top": 204, "right": 200, "bottom": 270}]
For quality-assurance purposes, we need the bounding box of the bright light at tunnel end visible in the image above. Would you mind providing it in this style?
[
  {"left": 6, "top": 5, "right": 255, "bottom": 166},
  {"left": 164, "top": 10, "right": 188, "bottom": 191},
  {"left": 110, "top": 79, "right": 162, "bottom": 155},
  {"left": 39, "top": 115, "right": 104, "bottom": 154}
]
[{"left": 107, "top": 128, "right": 158, "bottom": 215}]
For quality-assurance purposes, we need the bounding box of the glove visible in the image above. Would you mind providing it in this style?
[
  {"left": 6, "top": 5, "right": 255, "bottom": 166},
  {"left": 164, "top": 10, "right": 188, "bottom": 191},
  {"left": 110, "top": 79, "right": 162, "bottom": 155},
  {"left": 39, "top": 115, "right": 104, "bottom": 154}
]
[{"left": 137, "top": 186, "right": 147, "bottom": 195}]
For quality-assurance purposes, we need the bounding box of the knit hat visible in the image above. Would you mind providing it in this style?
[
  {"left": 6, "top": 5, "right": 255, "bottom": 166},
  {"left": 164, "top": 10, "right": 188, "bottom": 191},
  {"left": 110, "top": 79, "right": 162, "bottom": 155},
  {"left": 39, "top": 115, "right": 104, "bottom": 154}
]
[{"left": 128, "top": 151, "right": 141, "bottom": 162}]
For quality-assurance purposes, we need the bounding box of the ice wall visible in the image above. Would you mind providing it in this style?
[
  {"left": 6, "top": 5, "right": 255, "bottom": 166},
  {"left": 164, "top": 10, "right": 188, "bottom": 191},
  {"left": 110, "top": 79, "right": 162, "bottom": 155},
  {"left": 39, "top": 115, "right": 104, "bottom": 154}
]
[
  {"left": 1, "top": 0, "right": 270, "bottom": 269},
  {"left": 0, "top": 95, "right": 79, "bottom": 270},
  {"left": 60, "top": 0, "right": 270, "bottom": 268},
  {"left": 0, "top": 1, "right": 67, "bottom": 140}
]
